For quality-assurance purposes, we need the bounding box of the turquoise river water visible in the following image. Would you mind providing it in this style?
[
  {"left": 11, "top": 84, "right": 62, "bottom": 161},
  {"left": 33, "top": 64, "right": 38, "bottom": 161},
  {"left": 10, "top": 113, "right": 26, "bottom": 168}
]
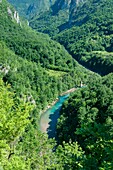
[{"left": 39, "top": 94, "right": 69, "bottom": 138}]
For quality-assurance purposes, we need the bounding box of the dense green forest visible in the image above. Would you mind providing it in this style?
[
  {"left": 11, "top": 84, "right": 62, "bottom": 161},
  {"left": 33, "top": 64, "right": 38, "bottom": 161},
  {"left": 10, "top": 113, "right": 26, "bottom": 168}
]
[
  {"left": 29, "top": 0, "right": 84, "bottom": 36},
  {"left": 0, "top": 0, "right": 92, "bottom": 108},
  {"left": 57, "top": 73, "right": 113, "bottom": 169},
  {"left": 55, "top": 0, "right": 113, "bottom": 75},
  {"left": 0, "top": 0, "right": 113, "bottom": 169},
  {"left": 28, "top": 0, "right": 113, "bottom": 75},
  {"left": 29, "top": 8, "right": 69, "bottom": 36},
  {"left": 0, "top": 0, "right": 96, "bottom": 169},
  {"left": 0, "top": 0, "right": 75, "bottom": 72},
  {"left": 29, "top": 0, "right": 72, "bottom": 36}
]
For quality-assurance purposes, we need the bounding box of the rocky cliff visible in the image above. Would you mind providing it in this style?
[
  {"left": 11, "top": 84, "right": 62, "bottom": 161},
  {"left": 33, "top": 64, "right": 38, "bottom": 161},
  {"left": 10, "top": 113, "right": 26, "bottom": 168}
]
[
  {"left": 8, "top": 0, "right": 56, "bottom": 18},
  {"left": 8, "top": 0, "right": 85, "bottom": 20},
  {"left": 7, "top": 6, "right": 20, "bottom": 24},
  {"left": 52, "top": 0, "right": 84, "bottom": 15},
  {"left": 7, "top": 0, "right": 85, "bottom": 34},
  {"left": 29, "top": 0, "right": 85, "bottom": 36},
  {"left": 51, "top": 0, "right": 85, "bottom": 25}
]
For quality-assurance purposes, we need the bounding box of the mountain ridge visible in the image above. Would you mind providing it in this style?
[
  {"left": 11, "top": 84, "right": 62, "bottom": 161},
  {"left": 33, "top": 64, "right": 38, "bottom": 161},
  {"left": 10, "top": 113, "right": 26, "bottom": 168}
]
[
  {"left": 29, "top": 0, "right": 85, "bottom": 35},
  {"left": 8, "top": 0, "right": 56, "bottom": 18}
]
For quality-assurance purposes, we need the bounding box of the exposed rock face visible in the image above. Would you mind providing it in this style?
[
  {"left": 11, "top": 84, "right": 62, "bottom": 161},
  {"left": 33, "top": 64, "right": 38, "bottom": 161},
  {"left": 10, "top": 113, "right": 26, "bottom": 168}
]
[
  {"left": 51, "top": 0, "right": 85, "bottom": 26},
  {"left": 7, "top": 7, "right": 13, "bottom": 17},
  {"left": 0, "top": 65, "right": 10, "bottom": 75},
  {"left": 28, "top": 0, "right": 86, "bottom": 35},
  {"left": 50, "top": 0, "right": 85, "bottom": 27},
  {"left": 7, "top": 0, "right": 85, "bottom": 21},
  {"left": 14, "top": 10, "right": 20, "bottom": 23},
  {"left": 8, "top": 0, "right": 56, "bottom": 18},
  {"left": 52, "top": 0, "right": 84, "bottom": 14},
  {"left": 26, "top": 0, "right": 56, "bottom": 16},
  {"left": 69, "top": 0, "right": 85, "bottom": 23},
  {"left": 7, "top": 6, "right": 20, "bottom": 24}
]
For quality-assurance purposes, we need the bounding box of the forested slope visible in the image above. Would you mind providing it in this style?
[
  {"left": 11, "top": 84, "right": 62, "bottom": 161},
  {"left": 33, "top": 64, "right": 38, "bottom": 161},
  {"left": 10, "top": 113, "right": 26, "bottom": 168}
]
[
  {"left": 55, "top": 0, "right": 113, "bottom": 75},
  {"left": 0, "top": 0, "right": 97, "bottom": 169},
  {"left": 1, "top": 0, "right": 113, "bottom": 169},
  {"left": 28, "top": 0, "right": 113, "bottom": 75},
  {"left": 0, "top": 0, "right": 93, "bottom": 108},
  {"left": 0, "top": 0, "right": 75, "bottom": 72},
  {"left": 57, "top": 73, "right": 113, "bottom": 169},
  {"left": 29, "top": 0, "right": 84, "bottom": 36}
]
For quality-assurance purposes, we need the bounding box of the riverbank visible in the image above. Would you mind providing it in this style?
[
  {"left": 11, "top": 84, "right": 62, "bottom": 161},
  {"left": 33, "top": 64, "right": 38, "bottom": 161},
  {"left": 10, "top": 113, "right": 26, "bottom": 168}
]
[
  {"left": 60, "top": 88, "right": 76, "bottom": 96},
  {"left": 39, "top": 97, "right": 59, "bottom": 115},
  {"left": 40, "top": 87, "right": 77, "bottom": 116},
  {"left": 39, "top": 94, "right": 70, "bottom": 136}
]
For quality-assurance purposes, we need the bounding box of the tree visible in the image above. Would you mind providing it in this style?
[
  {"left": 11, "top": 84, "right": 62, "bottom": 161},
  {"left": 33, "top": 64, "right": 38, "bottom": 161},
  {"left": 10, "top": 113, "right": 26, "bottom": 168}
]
[
  {"left": 55, "top": 141, "right": 85, "bottom": 170},
  {"left": 0, "top": 79, "right": 33, "bottom": 169}
]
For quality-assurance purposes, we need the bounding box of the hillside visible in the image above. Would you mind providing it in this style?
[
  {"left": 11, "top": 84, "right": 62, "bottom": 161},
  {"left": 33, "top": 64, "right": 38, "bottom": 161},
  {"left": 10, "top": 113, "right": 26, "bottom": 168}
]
[
  {"left": 28, "top": 0, "right": 113, "bottom": 75},
  {"left": 0, "top": 0, "right": 81, "bottom": 72},
  {"left": 0, "top": 0, "right": 96, "bottom": 169},
  {"left": 1, "top": 0, "right": 113, "bottom": 169},
  {"left": 0, "top": 0, "right": 97, "bottom": 110},
  {"left": 55, "top": 0, "right": 113, "bottom": 75},
  {"left": 8, "top": 0, "right": 56, "bottom": 18},
  {"left": 57, "top": 73, "right": 113, "bottom": 169},
  {"left": 29, "top": 0, "right": 84, "bottom": 36}
]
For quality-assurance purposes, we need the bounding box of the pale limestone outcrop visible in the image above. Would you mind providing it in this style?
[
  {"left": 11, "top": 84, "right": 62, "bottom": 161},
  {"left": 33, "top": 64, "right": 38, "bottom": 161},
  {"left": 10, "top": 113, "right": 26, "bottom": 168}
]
[
  {"left": 7, "top": 6, "right": 20, "bottom": 24},
  {"left": 0, "top": 65, "right": 10, "bottom": 75},
  {"left": 7, "top": 7, "right": 13, "bottom": 18},
  {"left": 14, "top": 11, "right": 20, "bottom": 24}
]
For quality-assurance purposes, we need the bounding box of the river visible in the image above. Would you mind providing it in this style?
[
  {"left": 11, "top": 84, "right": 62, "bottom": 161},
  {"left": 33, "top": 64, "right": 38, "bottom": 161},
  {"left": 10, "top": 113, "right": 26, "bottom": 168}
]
[{"left": 39, "top": 94, "right": 69, "bottom": 138}]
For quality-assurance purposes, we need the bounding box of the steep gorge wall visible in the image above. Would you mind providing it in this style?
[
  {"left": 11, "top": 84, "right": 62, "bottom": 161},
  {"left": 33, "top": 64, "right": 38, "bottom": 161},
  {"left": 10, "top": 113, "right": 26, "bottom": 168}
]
[{"left": 8, "top": 0, "right": 56, "bottom": 18}]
